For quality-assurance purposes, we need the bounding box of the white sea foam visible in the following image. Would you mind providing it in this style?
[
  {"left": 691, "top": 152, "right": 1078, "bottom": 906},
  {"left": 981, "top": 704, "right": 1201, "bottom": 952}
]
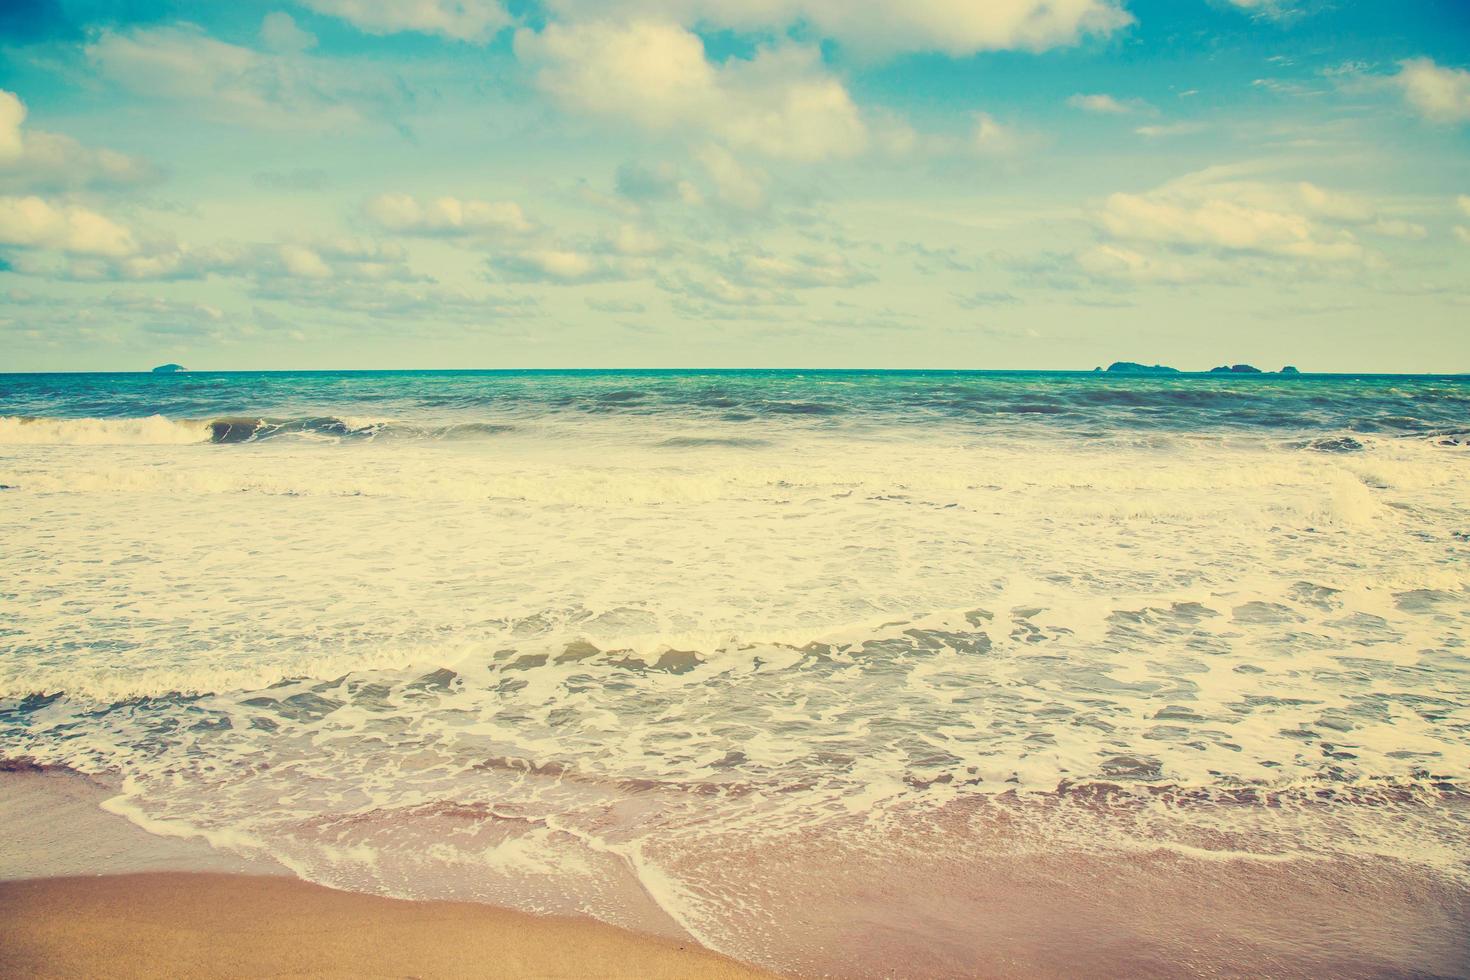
[
  {"left": 2, "top": 419, "right": 1467, "bottom": 966},
  {"left": 0, "top": 415, "right": 212, "bottom": 445}
]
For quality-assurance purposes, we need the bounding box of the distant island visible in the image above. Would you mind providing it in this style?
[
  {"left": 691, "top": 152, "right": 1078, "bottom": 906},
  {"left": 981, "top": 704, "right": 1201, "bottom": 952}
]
[
  {"left": 1102, "top": 362, "right": 1180, "bottom": 374},
  {"left": 151, "top": 363, "right": 186, "bottom": 374},
  {"left": 1100, "top": 362, "right": 1304, "bottom": 375}
]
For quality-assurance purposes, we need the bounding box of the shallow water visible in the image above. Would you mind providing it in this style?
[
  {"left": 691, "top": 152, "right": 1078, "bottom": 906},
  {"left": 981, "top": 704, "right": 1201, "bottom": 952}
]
[{"left": 2, "top": 370, "right": 1467, "bottom": 974}]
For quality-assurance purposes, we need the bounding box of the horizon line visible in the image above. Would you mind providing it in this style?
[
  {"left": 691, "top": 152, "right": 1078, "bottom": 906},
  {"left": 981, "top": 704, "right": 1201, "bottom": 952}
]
[{"left": 3, "top": 367, "right": 1469, "bottom": 378}]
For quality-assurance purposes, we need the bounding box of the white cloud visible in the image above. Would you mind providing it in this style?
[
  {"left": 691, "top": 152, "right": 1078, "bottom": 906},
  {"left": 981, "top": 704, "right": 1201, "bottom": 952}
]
[
  {"left": 58, "top": 245, "right": 247, "bottom": 282},
  {"left": 1294, "top": 181, "right": 1375, "bottom": 223},
  {"left": 1088, "top": 171, "right": 1401, "bottom": 276},
  {"left": 1067, "top": 93, "right": 1142, "bottom": 114},
  {"left": 267, "top": 239, "right": 423, "bottom": 283},
  {"left": 971, "top": 112, "right": 1026, "bottom": 157},
  {"left": 490, "top": 248, "right": 646, "bottom": 283},
  {"left": 0, "top": 91, "right": 22, "bottom": 163},
  {"left": 278, "top": 243, "right": 332, "bottom": 279},
  {"left": 1135, "top": 122, "right": 1204, "bottom": 138},
  {"left": 261, "top": 12, "right": 317, "bottom": 52},
  {"left": 540, "top": 0, "right": 1131, "bottom": 57},
  {"left": 659, "top": 270, "right": 793, "bottom": 306},
  {"left": 301, "top": 0, "right": 508, "bottom": 42},
  {"left": 515, "top": 21, "right": 867, "bottom": 161},
  {"left": 28, "top": 234, "right": 425, "bottom": 286},
  {"left": 1076, "top": 243, "right": 1211, "bottom": 284},
  {"left": 1456, "top": 195, "right": 1470, "bottom": 219},
  {"left": 1393, "top": 58, "right": 1470, "bottom": 124},
  {"left": 86, "top": 25, "right": 392, "bottom": 129},
  {"left": 1221, "top": 0, "right": 1299, "bottom": 21},
  {"left": 0, "top": 195, "right": 137, "bottom": 257},
  {"left": 364, "top": 193, "right": 534, "bottom": 236},
  {"left": 1368, "top": 218, "right": 1426, "bottom": 241},
  {"left": 731, "top": 250, "right": 872, "bottom": 288},
  {"left": 0, "top": 89, "right": 156, "bottom": 192},
  {"left": 602, "top": 223, "right": 665, "bottom": 257},
  {"left": 1097, "top": 190, "right": 1363, "bottom": 262},
  {"left": 1455, "top": 226, "right": 1470, "bottom": 246},
  {"left": 696, "top": 145, "right": 768, "bottom": 209}
]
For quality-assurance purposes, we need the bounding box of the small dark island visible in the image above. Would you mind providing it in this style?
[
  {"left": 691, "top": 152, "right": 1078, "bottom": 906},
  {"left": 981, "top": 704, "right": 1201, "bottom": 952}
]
[
  {"left": 1100, "top": 361, "right": 1304, "bottom": 375},
  {"left": 151, "top": 363, "right": 187, "bottom": 374},
  {"left": 1105, "top": 362, "right": 1180, "bottom": 374}
]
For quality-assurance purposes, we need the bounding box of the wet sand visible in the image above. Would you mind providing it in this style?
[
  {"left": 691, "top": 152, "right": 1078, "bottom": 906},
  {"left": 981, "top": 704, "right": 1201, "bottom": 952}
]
[
  {"left": 0, "top": 770, "right": 771, "bottom": 979},
  {"left": 0, "top": 767, "right": 280, "bottom": 880},
  {"left": 0, "top": 872, "right": 773, "bottom": 979},
  {"left": 4, "top": 769, "right": 1467, "bottom": 977}
]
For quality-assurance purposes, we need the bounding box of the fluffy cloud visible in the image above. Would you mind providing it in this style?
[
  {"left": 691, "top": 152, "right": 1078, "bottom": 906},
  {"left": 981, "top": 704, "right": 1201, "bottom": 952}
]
[
  {"left": 490, "top": 248, "right": 647, "bottom": 284},
  {"left": 696, "top": 145, "right": 768, "bottom": 209},
  {"left": 260, "top": 12, "right": 317, "bottom": 53},
  {"left": 540, "top": 0, "right": 1131, "bottom": 57},
  {"left": 1097, "top": 191, "right": 1363, "bottom": 261},
  {"left": 19, "top": 231, "right": 426, "bottom": 286},
  {"left": 364, "top": 193, "right": 534, "bottom": 236},
  {"left": 1090, "top": 172, "right": 1412, "bottom": 266},
  {"left": 0, "top": 91, "right": 21, "bottom": 162},
  {"left": 729, "top": 250, "right": 873, "bottom": 289},
  {"left": 1135, "top": 122, "right": 1205, "bottom": 138},
  {"left": 1076, "top": 243, "right": 1219, "bottom": 284},
  {"left": 516, "top": 21, "right": 867, "bottom": 161},
  {"left": 658, "top": 270, "right": 794, "bottom": 306},
  {"left": 1393, "top": 58, "right": 1470, "bottom": 124},
  {"left": 0, "top": 89, "right": 156, "bottom": 192},
  {"left": 265, "top": 239, "right": 428, "bottom": 284},
  {"left": 300, "top": 0, "right": 509, "bottom": 42},
  {"left": 601, "top": 223, "right": 665, "bottom": 257},
  {"left": 0, "top": 195, "right": 137, "bottom": 257},
  {"left": 85, "top": 24, "right": 396, "bottom": 129},
  {"left": 1455, "top": 195, "right": 1470, "bottom": 246},
  {"left": 659, "top": 245, "right": 872, "bottom": 306},
  {"left": 971, "top": 113, "right": 1028, "bottom": 157},
  {"left": 1067, "top": 93, "right": 1142, "bottom": 114}
]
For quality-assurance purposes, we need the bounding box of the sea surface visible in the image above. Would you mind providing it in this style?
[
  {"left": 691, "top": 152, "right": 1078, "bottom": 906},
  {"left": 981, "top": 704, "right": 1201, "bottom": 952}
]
[{"left": 2, "top": 370, "right": 1468, "bottom": 975}]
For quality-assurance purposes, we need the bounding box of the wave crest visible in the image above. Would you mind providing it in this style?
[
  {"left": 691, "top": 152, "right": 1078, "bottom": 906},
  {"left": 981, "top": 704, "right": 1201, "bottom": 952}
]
[{"left": 0, "top": 415, "right": 211, "bottom": 445}]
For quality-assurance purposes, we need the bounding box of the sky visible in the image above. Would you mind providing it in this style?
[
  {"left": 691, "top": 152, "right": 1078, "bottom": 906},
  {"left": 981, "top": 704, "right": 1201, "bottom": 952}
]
[{"left": 0, "top": 0, "right": 1468, "bottom": 372}]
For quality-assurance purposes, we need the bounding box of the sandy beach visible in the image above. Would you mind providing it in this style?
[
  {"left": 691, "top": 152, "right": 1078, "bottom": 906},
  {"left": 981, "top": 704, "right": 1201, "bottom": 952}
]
[
  {"left": 0, "top": 769, "right": 772, "bottom": 979},
  {"left": 0, "top": 872, "right": 772, "bottom": 980}
]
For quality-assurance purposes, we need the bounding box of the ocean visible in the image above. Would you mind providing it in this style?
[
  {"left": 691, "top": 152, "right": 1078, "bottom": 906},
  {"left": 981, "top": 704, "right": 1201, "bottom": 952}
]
[{"left": 2, "top": 370, "right": 1468, "bottom": 974}]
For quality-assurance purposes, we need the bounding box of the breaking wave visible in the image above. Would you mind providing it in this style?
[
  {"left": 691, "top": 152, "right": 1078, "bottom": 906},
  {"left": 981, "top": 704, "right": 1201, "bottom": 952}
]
[{"left": 0, "top": 415, "right": 517, "bottom": 446}]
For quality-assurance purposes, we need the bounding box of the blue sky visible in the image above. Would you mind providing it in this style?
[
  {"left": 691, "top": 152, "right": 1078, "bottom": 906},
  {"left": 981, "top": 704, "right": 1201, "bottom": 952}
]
[{"left": 1, "top": 0, "right": 1467, "bottom": 371}]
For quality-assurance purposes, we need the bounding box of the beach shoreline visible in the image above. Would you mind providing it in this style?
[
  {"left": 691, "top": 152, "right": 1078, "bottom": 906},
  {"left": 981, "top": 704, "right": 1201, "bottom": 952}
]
[
  {"left": 0, "top": 769, "right": 773, "bottom": 979},
  {"left": 6, "top": 768, "right": 1469, "bottom": 978},
  {"left": 0, "top": 872, "right": 773, "bottom": 980}
]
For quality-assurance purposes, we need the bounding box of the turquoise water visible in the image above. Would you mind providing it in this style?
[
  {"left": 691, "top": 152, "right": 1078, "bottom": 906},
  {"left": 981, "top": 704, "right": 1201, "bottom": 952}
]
[
  {"left": 1, "top": 370, "right": 1468, "bottom": 973},
  {"left": 3, "top": 370, "right": 1468, "bottom": 440}
]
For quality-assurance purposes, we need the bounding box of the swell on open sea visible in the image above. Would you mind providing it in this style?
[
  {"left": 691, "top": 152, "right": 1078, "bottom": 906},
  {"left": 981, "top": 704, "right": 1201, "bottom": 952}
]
[{"left": 2, "top": 370, "right": 1468, "bottom": 976}]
